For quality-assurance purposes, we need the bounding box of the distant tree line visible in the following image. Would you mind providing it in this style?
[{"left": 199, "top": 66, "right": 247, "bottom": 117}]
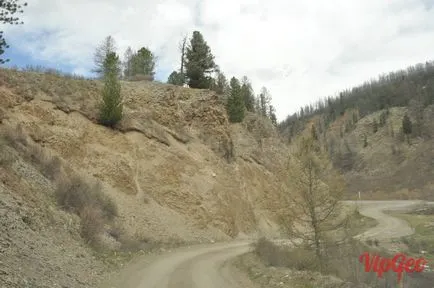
[{"left": 279, "top": 61, "right": 434, "bottom": 142}]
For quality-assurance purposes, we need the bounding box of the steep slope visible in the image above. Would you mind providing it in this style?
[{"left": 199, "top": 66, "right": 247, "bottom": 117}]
[
  {"left": 333, "top": 106, "right": 434, "bottom": 199},
  {"left": 279, "top": 102, "right": 434, "bottom": 200},
  {"left": 0, "top": 140, "right": 108, "bottom": 288},
  {"left": 0, "top": 68, "right": 291, "bottom": 244},
  {"left": 278, "top": 61, "right": 434, "bottom": 201}
]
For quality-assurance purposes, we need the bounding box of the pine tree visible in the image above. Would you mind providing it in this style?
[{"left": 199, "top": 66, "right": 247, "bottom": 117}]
[
  {"left": 131, "top": 47, "right": 156, "bottom": 78},
  {"left": 1, "top": 0, "right": 27, "bottom": 64},
  {"left": 99, "top": 52, "right": 123, "bottom": 127},
  {"left": 352, "top": 111, "right": 359, "bottom": 124},
  {"left": 259, "top": 87, "right": 271, "bottom": 117},
  {"left": 379, "top": 111, "right": 387, "bottom": 127},
  {"left": 214, "top": 72, "right": 228, "bottom": 95},
  {"left": 208, "top": 77, "right": 217, "bottom": 91},
  {"left": 167, "top": 71, "right": 184, "bottom": 86},
  {"left": 240, "top": 76, "right": 255, "bottom": 112},
  {"left": 402, "top": 114, "right": 412, "bottom": 145},
  {"left": 226, "top": 77, "right": 245, "bottom": 123},
  {"left": 269, "top": 105, "right": 277, "bottom": 125},
  {"left": 254, "top": 95, "right": 261, "bottom": 114},
  {"left": 409, "top": 97, "right": 424, "bottom": 137},
  {"left": 185, "top": 31, "right": 217, "bottom": 89},
  {"left": 311, "top": 124, "right": 318, "bottom": 141},
  {"left": 373, "top": 119, "right": 378, "bottom": 133}
]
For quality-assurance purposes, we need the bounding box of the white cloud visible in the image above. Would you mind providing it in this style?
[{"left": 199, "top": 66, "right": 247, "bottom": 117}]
[{"left": 4, "top": 0, "right": 434, "bottom": 120}]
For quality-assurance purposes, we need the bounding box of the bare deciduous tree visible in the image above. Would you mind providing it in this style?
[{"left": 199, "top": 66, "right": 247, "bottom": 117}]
[
  {"left": 122, "top": 46, "right": 134, "bottom": 79},
  {"left": 286, "top": 135, "right": 345, "bottom": 272},
  {"left": 179, "top": 34, "right": 187, "bottom": 83},
  {"left": 93, "top": 35, "right": 118, "bottom": 78}
]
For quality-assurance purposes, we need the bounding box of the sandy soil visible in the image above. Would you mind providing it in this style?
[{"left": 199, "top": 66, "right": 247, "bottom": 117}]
[{"left": 99, "top": 240, "right": 258, "bottom": 288}]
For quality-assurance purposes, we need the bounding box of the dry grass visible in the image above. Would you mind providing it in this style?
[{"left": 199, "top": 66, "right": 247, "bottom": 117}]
[
  {"left": 54, "top": 174, "right": 117, "bottom": 246},
  {"left": 253, "top": 234, "right": 434, "bottom": 287},
  {"left": 79, "top": 206, "right": 106, "bottom": 245},
  {"left": 124, "top": 74, "right": 154, "bottom": 82},
  {"left": 255, "top": 237, "right": 317, "bottom": 271},
  {"left": 1, "top": 123, "right": 118, "bottom": 246},
  {"left": 54, "top": 174, "right": 117, "bottom": 221},
  {"left": 18, "top": 65, "right": 90, "bottom": 80},
  {"left": 1, "top": 124, "right": 28, "bottom": 148},
  {"left": 389, "top": 210, "right": 434, "bottom": 261},
  {"left": 252, "top": 207, "right": 428, "bottom": 287},
  {"left": 1, "top": 124, "right": 63, "bottom": 180}
]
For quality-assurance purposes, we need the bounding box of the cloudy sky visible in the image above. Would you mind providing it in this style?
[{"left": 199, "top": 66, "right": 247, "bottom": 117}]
[{"left": 3, "top": 0, "right": 434, "bottom": 121}]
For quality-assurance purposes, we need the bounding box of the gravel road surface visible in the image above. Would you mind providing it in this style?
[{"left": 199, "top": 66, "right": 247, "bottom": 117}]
[{"left": 102, "top": 200, "right": 431, "bottom": 288}]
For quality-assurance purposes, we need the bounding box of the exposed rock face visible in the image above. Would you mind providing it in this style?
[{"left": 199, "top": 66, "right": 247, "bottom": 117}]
[{"left": 0, "top": 69, "right": 291, "bottom": 243}]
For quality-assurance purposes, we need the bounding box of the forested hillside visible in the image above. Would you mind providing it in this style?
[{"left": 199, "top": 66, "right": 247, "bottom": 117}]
[{"left": 278, "top": 61, "right": 434, "bottom": 200}]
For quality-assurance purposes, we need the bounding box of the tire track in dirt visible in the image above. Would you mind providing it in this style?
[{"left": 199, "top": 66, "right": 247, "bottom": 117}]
[{"left": 100, "top": 240, "right": 256, "bottom": 288}]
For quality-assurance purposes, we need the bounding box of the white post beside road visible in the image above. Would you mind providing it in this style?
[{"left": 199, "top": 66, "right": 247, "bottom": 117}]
[{"left": 357, "top": 191, "right": 361, "bottom": 210}]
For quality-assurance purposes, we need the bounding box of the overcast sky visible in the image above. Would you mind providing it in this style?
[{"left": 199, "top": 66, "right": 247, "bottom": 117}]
[{"left": 3, "top": 0, "right": 434, "bottom": 121}]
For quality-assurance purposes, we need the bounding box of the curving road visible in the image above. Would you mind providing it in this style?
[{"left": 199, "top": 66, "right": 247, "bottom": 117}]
[
  {"left": 346, "top": 200, "right": 427, "bottom": 241},
  {"left": 100, "top": 240, "right": 256, "bottom": 288},
  {"left": 101, "top": 201, "right": 430, "bottom": 288}
]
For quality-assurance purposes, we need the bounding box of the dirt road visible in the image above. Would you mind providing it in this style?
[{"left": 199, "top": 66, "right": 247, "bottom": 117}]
[
  {"left": 346, "top": 200, "right": 427, "bottom": 241},
  {"left": 100, "top": 240, "right": 256, "bottom": 288},
  {"left": 101, "top": 200, "right": 429, "bottom": 288}
]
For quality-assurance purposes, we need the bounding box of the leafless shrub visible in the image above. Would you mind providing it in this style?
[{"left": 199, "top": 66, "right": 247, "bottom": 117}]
[
  {"left": 254, "top": 237, "right": 317, "bottom": 270},
  {"left": 54, "top": 174, "right": 117, "bottom": 221},
  {"left": 79, "top": 206, "right": 105, "bottom": 245},
  {"left": 27, "top": 145, "right": 63, "bottom": 180},
  {"left": 107, "top": 225, "right": 160, "bottom": 253},
  {"left": 55, "top": 174, "right": 118, "bottom": 247},
  {"left": 2, "top": 125, "right": 63, "bottom": 180},
  {"left": 1, "top": 124, "right": 122, "bottom": 249},
  {"left": 107, "top": 225, "right": 123, "bottom": 241}
]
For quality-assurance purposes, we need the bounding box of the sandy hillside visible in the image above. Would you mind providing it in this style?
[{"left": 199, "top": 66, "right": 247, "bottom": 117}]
[{"left": 0, "top": 68, "right": 292, "bottom": 286}]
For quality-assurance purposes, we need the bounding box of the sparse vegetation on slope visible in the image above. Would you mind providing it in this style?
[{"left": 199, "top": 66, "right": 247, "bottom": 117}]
[
  {"left": 0, "top": 66, "right": 293, "bottom": 287},
  {"left": 1, "top": 124, "right": 119, "bottom": 247},
  {"left": 277, "top": 61, "right": 434, "bottom": 200}
]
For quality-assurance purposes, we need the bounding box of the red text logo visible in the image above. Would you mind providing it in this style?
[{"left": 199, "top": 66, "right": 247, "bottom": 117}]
[{"left": 359, "top": 252, "right": 428, "bottom": 283}]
